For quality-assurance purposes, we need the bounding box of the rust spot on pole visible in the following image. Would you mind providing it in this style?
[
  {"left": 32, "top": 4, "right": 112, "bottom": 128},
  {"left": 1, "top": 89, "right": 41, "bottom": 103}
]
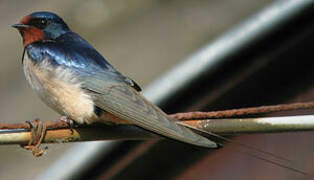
[{"left": 170, "top": 101, "right": 314, "bottom": 120}]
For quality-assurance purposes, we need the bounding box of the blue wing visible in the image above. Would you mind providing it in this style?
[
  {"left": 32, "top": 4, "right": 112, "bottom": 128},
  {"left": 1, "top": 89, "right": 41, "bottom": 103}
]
[{"left": 25, "top": 32, "right": 141, "bottom": 91}]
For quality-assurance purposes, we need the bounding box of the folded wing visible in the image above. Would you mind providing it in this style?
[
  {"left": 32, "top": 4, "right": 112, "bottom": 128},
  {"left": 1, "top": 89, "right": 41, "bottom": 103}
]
[{"left": 80, "top": 73, "right": 217, "bottom": 148}]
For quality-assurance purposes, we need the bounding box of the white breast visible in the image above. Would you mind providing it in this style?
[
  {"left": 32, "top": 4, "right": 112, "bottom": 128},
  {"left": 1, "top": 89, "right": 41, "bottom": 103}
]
[{"left": 23, "top": 53, "right": 96, "bottom": 124}]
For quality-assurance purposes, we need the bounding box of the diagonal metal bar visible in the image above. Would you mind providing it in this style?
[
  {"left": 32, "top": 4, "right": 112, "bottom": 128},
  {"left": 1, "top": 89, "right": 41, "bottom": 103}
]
[{"left": 144, "top": 0, "right": 314, "bottom": 109}]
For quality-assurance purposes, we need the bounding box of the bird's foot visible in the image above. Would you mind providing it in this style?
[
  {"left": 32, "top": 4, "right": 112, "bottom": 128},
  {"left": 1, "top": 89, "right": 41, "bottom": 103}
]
[
  {"left": 21, "top": 118, "right": 47, "bottom": 157},
  {"left": 59, "top": 116, "right": 77, "bottom": 134}
]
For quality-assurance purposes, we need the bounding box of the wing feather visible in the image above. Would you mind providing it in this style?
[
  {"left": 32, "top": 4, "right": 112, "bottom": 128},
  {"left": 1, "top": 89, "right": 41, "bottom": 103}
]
[{"left": 80, "top": 74, "right": 217, "bottom": 148}]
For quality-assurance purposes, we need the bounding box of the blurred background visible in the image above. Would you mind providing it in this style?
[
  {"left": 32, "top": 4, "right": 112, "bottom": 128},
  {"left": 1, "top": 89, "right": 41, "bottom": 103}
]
[{"left": 3, "top": 0, "right": 314, "bottom": 179}]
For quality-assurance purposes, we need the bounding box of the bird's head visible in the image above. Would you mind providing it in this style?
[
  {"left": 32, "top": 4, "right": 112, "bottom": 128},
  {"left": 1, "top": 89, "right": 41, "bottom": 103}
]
[{"left": 12, "top": 11, "right": 70, "bottom": 46}]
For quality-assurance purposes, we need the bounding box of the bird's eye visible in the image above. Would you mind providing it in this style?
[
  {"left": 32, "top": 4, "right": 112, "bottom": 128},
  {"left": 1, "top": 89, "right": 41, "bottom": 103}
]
[
  {"left": 40, "top": 19, "right": 47, "bottom": 25},
  {"left": 28, "top": 18, "right": 49, "bottom": 29}
]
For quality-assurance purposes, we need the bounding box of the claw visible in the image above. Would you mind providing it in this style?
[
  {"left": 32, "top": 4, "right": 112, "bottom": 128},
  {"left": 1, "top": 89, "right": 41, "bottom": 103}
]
[
  {"left": 59, "top": 116, "right": 76, "bottom": 134},
  {"left": 21, "top": 119, "right": 47, "bottom": 157}
]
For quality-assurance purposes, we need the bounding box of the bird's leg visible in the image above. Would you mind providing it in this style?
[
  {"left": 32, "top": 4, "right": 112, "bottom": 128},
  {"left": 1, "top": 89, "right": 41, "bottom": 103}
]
[
  {"left": 59, "top": 116, "right": 77, "bottom": 134},
  {"left": 21, "top": 118, "right": 47, "bottom": 157}
]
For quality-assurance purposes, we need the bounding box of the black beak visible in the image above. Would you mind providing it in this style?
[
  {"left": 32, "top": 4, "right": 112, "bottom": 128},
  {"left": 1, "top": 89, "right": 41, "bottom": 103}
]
[{"left": 12, "top": 23, "right": 29, "bottom": 30}]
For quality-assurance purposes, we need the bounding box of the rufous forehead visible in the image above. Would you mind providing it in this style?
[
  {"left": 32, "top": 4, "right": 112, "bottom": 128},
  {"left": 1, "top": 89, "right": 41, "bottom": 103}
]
[{"left": 20, "top": 15, "right": 33, "bottom": 24}]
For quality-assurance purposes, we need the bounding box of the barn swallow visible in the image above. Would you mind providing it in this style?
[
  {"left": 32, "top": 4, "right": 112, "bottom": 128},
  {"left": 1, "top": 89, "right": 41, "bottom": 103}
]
[{"left": 12, "top": 11, "right": 217, "bottom": 148}]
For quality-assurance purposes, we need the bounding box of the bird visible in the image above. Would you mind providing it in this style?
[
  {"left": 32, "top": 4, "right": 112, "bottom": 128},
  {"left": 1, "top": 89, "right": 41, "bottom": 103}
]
[{"left": 12, "top": 11, "right": 217, "bottom": 153}]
